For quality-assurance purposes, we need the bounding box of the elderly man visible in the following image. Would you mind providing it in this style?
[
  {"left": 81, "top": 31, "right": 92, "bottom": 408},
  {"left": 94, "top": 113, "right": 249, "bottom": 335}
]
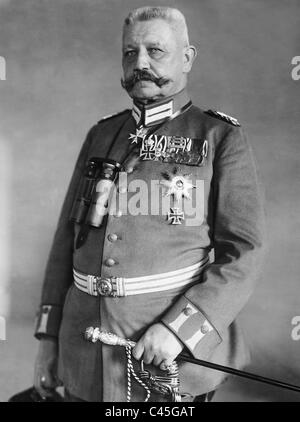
[{"left": 34, "top": 6, "right": 265, "bottom": 402}]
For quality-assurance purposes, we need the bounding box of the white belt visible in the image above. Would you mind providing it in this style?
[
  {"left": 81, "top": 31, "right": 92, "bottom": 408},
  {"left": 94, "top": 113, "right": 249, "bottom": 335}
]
[{"left": 73, "top": 257, "right": 209, "bottom": 297}]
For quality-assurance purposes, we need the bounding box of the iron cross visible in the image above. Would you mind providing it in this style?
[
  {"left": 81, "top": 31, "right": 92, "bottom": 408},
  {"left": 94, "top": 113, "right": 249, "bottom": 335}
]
[{"left": 167, "top": 208, "right": 185, "bottom": 225}]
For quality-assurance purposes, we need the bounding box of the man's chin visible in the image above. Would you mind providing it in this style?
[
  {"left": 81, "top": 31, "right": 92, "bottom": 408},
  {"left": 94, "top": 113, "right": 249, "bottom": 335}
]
[{"left": 129, "top": 82, "right": 162, "bottom": 100}]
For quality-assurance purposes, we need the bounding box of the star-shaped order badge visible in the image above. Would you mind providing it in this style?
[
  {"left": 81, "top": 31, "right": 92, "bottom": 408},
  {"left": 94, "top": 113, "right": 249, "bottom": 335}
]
[
  {"left": 161, "top": 167, "right": 195, "bottom": 202},
  {"left": 128, "top": 126, "right": 148, "bottom": 144}
]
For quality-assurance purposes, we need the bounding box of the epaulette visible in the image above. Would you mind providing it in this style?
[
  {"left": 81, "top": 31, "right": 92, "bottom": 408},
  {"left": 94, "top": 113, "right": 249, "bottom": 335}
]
[
  {"left": 205, "top": 109, "right": 240, "bottom": 127},
  {"left": 97, "top": 109, "right": 130, "bottom": 124}
]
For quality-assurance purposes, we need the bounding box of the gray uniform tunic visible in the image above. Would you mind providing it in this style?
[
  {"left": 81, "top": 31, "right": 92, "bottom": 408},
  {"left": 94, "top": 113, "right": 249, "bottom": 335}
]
[{"left": 35, "top": 92, "right": 265, "bottom": 401}]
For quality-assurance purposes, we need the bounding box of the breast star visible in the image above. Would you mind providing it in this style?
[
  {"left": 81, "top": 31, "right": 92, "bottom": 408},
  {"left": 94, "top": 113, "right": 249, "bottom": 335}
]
[{"left": 161, "top": 170, "right": 195, "bottom": 202}]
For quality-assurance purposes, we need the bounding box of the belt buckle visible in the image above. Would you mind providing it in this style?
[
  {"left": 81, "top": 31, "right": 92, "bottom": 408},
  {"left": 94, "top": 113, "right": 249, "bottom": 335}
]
[{"left": 96, "top": 277, "right": 115, "bottom": 297}]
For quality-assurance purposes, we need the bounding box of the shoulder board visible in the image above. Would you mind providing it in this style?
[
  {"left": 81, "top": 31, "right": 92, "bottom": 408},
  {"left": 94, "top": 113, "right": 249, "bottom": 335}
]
[
  {"left": 97, "top": 109, "right": 130, "bottom": 124},
  {"left": 205, "top": 109, "right": 240, "bottom": 126}
]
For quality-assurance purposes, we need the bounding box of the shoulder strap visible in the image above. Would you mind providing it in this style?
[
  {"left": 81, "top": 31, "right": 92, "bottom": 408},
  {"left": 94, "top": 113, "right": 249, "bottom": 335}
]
[
  {"left": 97, "top": 109, "right": 130, "bottom": 125},
  {"left": 205, "top": 109, "right": 240, "bottom": 126}
]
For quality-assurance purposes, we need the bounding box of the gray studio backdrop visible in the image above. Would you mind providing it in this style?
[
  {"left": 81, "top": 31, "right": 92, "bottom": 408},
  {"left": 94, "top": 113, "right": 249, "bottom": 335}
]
[{"left": 0, "top": 0, "right": 299, "bottom": 401}]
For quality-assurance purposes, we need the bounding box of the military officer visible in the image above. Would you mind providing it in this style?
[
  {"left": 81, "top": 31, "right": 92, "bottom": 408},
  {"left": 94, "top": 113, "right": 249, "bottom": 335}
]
[{"left": 33, "top": 6, "right": 265, "bottom": 402}]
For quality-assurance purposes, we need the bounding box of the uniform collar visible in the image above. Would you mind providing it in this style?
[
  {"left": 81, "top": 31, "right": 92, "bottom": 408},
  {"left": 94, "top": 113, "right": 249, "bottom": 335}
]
[{"left": 132, "top": 89, "right": 191, "bottom": 127}]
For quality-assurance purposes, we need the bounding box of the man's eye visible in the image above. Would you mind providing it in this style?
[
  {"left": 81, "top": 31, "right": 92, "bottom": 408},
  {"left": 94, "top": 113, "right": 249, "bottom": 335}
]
[
  {"left": 148, "top": 48, "right": 164, "bottom": 57},
  {"left": 149, "top": 48, "right": 161, "bottom": 53},
  {"left": 124, "top": 51, "right": 136, "bottom": 58}
]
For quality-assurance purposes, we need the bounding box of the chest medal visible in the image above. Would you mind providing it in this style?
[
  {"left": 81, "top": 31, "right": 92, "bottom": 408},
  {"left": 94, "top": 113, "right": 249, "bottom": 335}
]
[
  {"left": 138, "top": 134, "right": 208, "bottom": 166},
  {"left": 139, "top": 134, "right": 193, "bottom": 162},
  {"left": 161, "top": 167, "right": 195, "bottom": 225},
  {"left": 128, "top": 126, "right": 148, "bottom": 145}
]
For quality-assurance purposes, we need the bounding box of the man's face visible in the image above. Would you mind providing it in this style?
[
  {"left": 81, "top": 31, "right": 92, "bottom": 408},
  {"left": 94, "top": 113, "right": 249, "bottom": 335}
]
[{"left": 122, "top": 19, "right": 189, "bottom": 101}]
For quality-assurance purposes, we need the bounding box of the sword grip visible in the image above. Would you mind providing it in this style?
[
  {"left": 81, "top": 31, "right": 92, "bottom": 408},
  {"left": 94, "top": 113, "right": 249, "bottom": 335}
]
[
  {"left": 85, "top": 327, "right": 136, "bottom": 348},
  {"left": 84, "top": 328, "right": 300, "bottom": 394}
]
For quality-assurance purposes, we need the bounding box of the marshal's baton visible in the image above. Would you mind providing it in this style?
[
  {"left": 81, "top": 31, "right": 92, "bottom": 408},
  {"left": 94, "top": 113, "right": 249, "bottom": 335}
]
[{"left": 85, "top": 327, "right": 300, "bottom": 394}]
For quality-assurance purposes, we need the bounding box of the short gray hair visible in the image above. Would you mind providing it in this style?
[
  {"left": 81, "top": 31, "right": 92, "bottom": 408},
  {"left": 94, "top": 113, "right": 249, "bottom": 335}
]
[{"left": 123, "top": 6, "right": 190, "bottom": 46}]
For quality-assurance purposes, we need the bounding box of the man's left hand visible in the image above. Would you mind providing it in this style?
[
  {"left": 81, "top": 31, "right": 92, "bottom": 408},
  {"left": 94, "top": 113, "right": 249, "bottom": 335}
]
[{"left": 132, "top": 323, "right": 183, "bottom": 370}]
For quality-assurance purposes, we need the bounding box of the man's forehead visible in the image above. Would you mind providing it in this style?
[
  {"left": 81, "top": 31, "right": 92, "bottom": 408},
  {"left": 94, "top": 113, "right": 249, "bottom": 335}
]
[{"left": 123, "top": 19, "right": 177, "bottom": 47}]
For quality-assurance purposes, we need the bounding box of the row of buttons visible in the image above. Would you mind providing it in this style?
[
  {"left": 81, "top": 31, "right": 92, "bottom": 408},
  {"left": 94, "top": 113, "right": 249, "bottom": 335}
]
[
  {"left": 105, "top": 233, "right": 119, "bottom": 267},
  {"left": 104, "top": 165, "right": 134, "bottom": 268}
]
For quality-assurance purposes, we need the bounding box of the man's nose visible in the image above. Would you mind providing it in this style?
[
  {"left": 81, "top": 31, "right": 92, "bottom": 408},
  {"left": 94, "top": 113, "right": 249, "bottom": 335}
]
[{"left": 134, "top": 50, "right": 150, "bottom": 70}]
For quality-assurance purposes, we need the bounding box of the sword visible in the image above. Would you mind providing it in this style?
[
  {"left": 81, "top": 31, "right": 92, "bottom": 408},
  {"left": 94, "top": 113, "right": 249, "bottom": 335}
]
[{"left": 85, "top": 327, "right": 300, "bottom": 394}]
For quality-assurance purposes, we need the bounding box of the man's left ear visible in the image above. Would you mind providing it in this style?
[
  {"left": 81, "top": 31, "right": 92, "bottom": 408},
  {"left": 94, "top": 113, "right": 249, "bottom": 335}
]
[{"left": 183, "top": 45, "right": 197, "bottom": 73}]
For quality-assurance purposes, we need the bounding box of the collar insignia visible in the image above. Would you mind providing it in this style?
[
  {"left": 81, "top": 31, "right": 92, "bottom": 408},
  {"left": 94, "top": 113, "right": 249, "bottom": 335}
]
[{"left": 132, "top": 99, "right": 174, "bottom": 127}]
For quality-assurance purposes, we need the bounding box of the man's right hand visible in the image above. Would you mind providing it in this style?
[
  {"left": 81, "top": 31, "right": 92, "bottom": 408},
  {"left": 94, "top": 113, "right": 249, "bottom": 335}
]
[{"left": 34, "top": 337, "right": 60, "bottom": 398}]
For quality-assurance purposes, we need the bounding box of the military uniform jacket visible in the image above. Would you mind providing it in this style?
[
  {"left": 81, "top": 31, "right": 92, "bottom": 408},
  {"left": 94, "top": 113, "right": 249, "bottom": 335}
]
[{"left": 35, "top": 93, "right": 265, "bottom": 402}]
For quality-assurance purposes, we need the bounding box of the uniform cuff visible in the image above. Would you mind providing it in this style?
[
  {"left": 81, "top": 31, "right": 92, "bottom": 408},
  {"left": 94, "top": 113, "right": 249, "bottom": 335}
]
[
  {"left": 34, "top": 305, "right": 62, "bottom": 339},
  {"left": 161, "top": 296, "right": 222, "bottom": 359}
]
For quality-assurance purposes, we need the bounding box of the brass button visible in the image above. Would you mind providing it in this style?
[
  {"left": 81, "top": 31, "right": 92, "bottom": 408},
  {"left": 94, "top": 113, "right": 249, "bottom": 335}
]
[
  {"left": 126, "top": 166, "right": 134, "bottom": 174},
  {"left": 105, "top": 258, "right": 116, "bottom": 267},
  {"left": 108, "top": 233, "right": 118, "bottom": 242},
  {"left": 200, "top": 324, "right": 209, "bottom": 334},
  {"left": 183, "top": 307, "right": 193, "bottom": 316},
  {"left": 114, "top": 210, "right": 123, "bottom": 218}
]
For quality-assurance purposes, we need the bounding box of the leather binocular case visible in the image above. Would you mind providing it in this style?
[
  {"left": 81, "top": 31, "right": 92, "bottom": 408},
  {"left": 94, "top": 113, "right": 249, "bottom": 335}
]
[{"left": 70, "top": 157, "right": 121, "bottom": 228}]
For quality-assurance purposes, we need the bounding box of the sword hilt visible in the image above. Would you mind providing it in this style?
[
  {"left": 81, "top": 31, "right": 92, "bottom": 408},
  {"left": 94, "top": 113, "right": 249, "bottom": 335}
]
[
  {"left": 84, "top": 327, "right": 300, "bottom": 395},
  {"left": 85, "top": 327, "right": 136, "bottom": 348}
]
